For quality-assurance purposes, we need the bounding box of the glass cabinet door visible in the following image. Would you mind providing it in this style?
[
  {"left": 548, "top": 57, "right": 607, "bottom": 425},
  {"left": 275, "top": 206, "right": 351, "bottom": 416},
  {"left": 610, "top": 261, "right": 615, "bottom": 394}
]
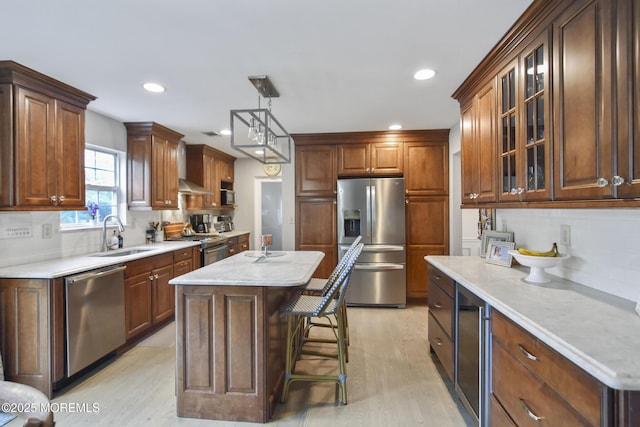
[
  {"left": 498, "top": 60, "right": 519, "bottom": 201},
  {"left": 521, "top": 32, "right": 551, "bottom": 201}
]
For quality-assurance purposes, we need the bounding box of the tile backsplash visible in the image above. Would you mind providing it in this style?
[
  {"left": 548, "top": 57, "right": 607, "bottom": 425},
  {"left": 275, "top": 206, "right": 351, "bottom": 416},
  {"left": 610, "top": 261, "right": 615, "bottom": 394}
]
[{"left": 496, "top": 208, "right": 640, "bottom": 303}]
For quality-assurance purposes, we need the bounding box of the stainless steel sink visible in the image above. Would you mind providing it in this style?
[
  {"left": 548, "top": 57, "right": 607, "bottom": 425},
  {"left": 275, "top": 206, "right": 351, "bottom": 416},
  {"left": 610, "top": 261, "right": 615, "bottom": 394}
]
[{"left": 90, "top": 248, "right": 155, "bottom": 257}]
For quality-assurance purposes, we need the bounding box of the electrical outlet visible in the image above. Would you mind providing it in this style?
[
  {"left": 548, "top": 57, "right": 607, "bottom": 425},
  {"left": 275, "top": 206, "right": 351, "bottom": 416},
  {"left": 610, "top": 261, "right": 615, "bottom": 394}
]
[
  {"left": 560, "top": 224, "right": 571, "bottom": 246},
  {"left": 42, "top": 223, "right": 53, "bottom": 239}
]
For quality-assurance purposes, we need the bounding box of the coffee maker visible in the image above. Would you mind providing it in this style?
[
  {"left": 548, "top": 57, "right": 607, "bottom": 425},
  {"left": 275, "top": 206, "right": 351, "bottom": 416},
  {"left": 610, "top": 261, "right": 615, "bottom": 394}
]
[
  {"left": 214, "top": 215, "right": 234, "bottom": 232},
  {"left": 190, "top": 214, "right": 210, "bottom": 233}
]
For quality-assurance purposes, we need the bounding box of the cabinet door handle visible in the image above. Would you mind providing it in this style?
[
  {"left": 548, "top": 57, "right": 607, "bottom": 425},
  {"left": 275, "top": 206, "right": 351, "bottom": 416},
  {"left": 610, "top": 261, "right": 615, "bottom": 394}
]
[
  {"left": 517, "top": 344, "right": 539, "bottom": 361},
  {"left": 58, "top": 195, "right": 65, "bottom": 203},
  {"left": 434, "top": 338, "right": 443, "bottom": 346},
  {"left": 432, "top": 302, "right": 443, "bottom": 309},
  {"left": 154, "top": 273, "right": 159, "bottom": 279},
  {"left": 434, "top": 274, "right": 441, "bottom": 280},
  {"left": 519, "top": 398, "right": 544, "bottom": 421},
  {"left": 149, "top": 275, "right": 154, "bottom": 281},
  {"left": 50, "top": 195, "right": 57, "bottom": 203}
]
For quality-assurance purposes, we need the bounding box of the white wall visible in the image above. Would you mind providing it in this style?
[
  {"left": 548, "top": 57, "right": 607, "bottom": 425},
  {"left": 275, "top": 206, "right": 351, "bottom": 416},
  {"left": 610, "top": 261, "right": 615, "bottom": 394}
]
[{"left": 495, "top": 209, "right": 640, "bottom": 303}]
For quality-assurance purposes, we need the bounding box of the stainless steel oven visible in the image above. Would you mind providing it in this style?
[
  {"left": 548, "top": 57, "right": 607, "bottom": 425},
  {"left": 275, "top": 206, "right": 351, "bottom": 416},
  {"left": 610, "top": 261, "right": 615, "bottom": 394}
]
[{"left": 202, "top": 241, "right": 226, "bottom": 265}]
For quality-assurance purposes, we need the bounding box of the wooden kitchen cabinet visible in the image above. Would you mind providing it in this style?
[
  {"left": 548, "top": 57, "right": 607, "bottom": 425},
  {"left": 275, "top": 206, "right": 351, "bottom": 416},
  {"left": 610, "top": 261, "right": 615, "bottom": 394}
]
[
  {"left": 226, "top": 233, "right": 250, "bottom": 257},
  {"left": 295, "top": 197, "right": 337, "bottom": 279},
  {"left": 184, "top": 144, "right": 236, "bottom": 210},
  {"left": 406, "top": 196, "right": 448, "bottom": 299},
  {"left": 337, "top": 142, "right": 403, "bottom": 176},
  {"left": 460, "top": 81, "right": 498, "bottom": 205},
  {"left": 0, "top": 61, "right": 95, "bottom": 210},
  {"left": 615, "top": 0, "right": 640, "bottom": 199},
  {"left": 125, "top": 122, "right": 183, "bottom": 210},
  {"left": 491, "top": 309, "right": 607, "bottom": 426},
  {"left": 295, "top": 143, "right": 337, "bottom": 197},
  {"left": 426, "top": 265, "right": 455, "bottom": 381},
  {"left": 553, "top": 0, "right": 616, "bottom": 201},
  {"left": 404, "top": 138, "right": 449, "bottom": 196},
  {"left": 174, "top": 247, "right": 194, "bottom": 277},
  {"left": 124, "top": 252, "right": 174, "bottom": 341}
]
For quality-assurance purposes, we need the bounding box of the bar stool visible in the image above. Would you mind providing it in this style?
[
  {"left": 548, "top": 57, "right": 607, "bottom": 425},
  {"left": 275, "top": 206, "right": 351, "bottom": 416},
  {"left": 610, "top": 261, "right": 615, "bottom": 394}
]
[
  {"left": 280, "top": 243, "right": 363, "bottom": 405},
  {"left": 302, "top": 235, "right": 362, "bottom": 355}
]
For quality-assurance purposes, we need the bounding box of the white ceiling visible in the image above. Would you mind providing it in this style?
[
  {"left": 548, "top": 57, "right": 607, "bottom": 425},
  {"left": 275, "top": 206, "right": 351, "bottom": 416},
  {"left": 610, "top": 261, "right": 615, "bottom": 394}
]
[{"left": 1, "top": 0, "right": 532, "bottom": 157}]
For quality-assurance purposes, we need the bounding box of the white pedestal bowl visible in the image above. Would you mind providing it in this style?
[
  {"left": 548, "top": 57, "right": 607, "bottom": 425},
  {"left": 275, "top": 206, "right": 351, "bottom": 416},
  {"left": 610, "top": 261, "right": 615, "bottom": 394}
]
[{"left": 508, "top": 250, "right": 570, "bottom": 284}]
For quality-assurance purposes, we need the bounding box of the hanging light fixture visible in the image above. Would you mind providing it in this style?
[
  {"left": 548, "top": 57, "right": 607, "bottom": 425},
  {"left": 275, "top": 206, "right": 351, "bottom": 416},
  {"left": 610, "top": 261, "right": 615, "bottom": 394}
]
[{"left": 230, "top": 75, "right": 292, "bottom": 164}]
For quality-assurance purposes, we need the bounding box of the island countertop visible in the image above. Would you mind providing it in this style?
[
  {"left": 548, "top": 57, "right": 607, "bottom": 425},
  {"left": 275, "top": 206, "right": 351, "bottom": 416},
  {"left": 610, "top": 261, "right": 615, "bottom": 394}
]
[
  {"left": 169, "top": 250, "right": 325, "bottom": 287},
  {"left": 426, "top": 255, "right": 640, "bottom": 391}
]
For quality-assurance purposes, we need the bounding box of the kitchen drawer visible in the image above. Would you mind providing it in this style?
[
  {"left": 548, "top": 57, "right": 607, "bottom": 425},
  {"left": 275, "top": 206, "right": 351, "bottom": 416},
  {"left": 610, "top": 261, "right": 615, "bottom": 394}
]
[
  {"left": 173, "top": 247, "right": 193, "bottom": 262},
  {"left": 490, "top": 394, "right": 516, "bottom": 427},
  {"left": 427, "top": 281, "right": 453, "bottom": 338},
  {"left": 492, "top": 339, "right": 592, "bottom": 426},
  {"left": 492, "top": 310, "right": 603, "bottom": 426},
  {"left": 174, "top": 259, "right": 192, "bottom": 276},
  {"left": 428, "top": 264, "right": 454, "bottom": 298},
  {"left": 125, "top": 252, "right": 173, "bottom": 278},
  {"left": 428, "top": 311, "right": 454, "bottom": 381}
]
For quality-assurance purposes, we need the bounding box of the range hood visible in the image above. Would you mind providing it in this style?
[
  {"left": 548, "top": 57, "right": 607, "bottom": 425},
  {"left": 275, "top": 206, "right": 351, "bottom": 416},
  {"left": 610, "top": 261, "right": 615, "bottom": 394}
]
[{"left": 178, "top": 178, "right": 212, "bottom": 194}]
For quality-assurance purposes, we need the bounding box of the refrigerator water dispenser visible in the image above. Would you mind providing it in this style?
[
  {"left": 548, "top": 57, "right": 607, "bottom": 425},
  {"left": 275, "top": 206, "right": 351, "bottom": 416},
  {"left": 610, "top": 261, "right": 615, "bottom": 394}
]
[{"left": 343, "top": 210, "right": 361, "bottom": 238}]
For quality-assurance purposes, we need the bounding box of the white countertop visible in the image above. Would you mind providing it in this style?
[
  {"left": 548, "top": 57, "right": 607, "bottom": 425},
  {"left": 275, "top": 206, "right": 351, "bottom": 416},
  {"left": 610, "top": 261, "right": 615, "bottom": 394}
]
[
  {"left": 170, "top": 250, "right": 324, "bottom": 287},
  {"left": 426, "top": 255, "right": 640, "bottom": 390},
  {"left": 0, "top": 241, "right": 201, "bottom": 279}
]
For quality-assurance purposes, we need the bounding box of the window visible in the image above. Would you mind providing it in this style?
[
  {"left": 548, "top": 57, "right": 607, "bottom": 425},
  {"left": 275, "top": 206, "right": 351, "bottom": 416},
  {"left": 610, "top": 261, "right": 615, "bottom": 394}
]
[{"left": 60, "top": 146, "right": 121, "bottom": 227}]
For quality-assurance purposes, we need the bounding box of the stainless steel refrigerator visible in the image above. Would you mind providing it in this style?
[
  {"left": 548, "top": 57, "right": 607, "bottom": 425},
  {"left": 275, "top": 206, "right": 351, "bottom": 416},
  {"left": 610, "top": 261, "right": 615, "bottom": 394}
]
[{"left": 337, "top": 177, "right": 406, "bottom": 307}]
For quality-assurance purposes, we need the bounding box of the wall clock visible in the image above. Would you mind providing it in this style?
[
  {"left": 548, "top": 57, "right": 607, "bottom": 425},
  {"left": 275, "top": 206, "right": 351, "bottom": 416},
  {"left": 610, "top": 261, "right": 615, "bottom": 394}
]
[{"left": 263, "top": 163, "right": 281, "bottom": 176}]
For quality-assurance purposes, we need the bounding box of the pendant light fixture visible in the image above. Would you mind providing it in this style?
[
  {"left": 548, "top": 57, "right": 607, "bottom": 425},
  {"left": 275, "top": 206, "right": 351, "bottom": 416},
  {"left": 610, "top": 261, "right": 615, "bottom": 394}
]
[{"left": 230, "top": 75, "right": 292, "bottom": 164}]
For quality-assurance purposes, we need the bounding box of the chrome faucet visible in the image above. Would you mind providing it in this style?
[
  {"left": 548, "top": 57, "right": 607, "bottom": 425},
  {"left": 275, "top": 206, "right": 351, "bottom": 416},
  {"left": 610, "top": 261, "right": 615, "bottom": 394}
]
[{"left": 102, "top": 214, "right": 125, "bottom": 251}]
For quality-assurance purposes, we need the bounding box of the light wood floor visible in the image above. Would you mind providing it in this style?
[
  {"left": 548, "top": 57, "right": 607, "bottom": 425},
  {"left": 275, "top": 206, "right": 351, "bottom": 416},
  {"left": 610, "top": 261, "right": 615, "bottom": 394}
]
[{"left": 8, "top": 305, "right": 472, "bottom": 426}]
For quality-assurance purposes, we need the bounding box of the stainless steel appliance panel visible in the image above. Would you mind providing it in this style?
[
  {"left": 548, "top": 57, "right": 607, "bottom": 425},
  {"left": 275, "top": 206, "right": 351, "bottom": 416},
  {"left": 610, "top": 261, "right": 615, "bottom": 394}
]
[
  {"left": 339, "top": 244, "right": 405, "bottom": 263},
  {"left": 203, "top": 243, "right": 227, "bottom": 265},
  {"left": 342, "top": 262, "right": 406, "bottom": 306},
  {"left": 337, "top": 178, "right": 369, "bottom": 244},
  {"left": 370, "top": 177, "right": 405, "bottom": 244},
  {"left": 65, "top": 265, "right": 126, "bottom": 376}
]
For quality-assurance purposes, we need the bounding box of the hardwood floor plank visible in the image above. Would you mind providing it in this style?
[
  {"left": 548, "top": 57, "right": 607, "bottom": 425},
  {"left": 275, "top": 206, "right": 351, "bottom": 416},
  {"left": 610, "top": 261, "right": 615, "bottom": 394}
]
[{"left": 6, "top": 305, "right": 472, "bottom": 426}]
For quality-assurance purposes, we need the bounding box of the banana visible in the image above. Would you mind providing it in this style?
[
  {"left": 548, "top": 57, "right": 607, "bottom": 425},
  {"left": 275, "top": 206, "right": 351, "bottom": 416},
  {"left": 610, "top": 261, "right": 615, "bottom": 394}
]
[{"left": 517, "top": 242, "right": 559, "bottom": 257}]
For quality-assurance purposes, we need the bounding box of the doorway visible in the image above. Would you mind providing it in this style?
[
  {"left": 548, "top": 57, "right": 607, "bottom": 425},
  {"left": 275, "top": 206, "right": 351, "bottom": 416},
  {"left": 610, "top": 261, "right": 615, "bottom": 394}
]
[{"left": 254, "top": 178, "right": 283, "bottom": 250}]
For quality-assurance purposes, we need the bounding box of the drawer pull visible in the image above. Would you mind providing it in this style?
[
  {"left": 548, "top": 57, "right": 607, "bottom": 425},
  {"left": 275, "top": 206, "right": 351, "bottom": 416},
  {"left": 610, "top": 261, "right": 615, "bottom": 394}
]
[
  {"left": 519, "top": 398, "right": 544, "bottom": 421},
  {"left": 432, "top": 302, "right": 443, "bottom": 309},
  {"left": 434, "top": 274, "right": 441, "bottom": 280},
  {"left": 434, "top": 338, "right": 443, "bottom": 346},
  {"left": 517, "top": 344, "right": 539, "bottom": 362}
]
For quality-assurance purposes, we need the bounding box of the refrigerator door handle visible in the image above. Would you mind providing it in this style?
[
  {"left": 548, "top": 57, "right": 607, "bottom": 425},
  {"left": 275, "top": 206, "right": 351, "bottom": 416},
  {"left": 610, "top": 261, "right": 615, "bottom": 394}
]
[
  {"left": 361, "top": 245, "right": 405, "bottom": 252},
  {"left": 370, "top": 184, "right": 376, "bottom": 235},
  {"left": 354, "top": 263, "right": 405, "bottom": 271},
  {"left": 365, "top": 185, "right": 371, "bottom": 238}
]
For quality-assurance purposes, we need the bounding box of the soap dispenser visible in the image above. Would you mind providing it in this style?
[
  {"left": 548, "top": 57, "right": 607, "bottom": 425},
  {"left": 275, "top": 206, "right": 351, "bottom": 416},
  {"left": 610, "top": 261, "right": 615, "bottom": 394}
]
[
  {"left": 110, "top": 231, "right": 119, "bottom": 250},
  {"left": 118, "top": 232, "right": 124, "bottom": 248}
]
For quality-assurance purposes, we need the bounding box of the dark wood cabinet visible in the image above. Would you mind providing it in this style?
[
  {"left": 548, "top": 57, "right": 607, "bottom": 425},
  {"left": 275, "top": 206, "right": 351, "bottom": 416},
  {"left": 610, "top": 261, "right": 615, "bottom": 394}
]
[
  {"left": 337, "top": 142, "right": 403, "bottom": 176},
  {"left": 125, "top": 122, "right": 183, "bottom": 210},
  {"left": 553, "top": 0, "right": 616, "bottom": 201},
  {"left": 461, "top": 81, "right": 498, "bottom": 204},
  {"left": 404, "top": 140, "right": 448, "bottom": 196},
  {"left": 295, "top": 197, "right": 337, "bottom": 279},
  {"left": 124, "top": 252, "right": 174, "bottom": 340},
  {"left": 0, "top": 61, "right": 94, "bottom": 210},
  {"left": 406, "top": 196, "right": 448, "bottom": 299},
  {"left": 295, "top": 143, "right": 337, "bottom": 197},
  {"left": 185, "top": 144, "right": 235, "bottom": 210},
  {"left": 454, "top": 0, "right": 640, "bottom": 207},
  {"left": 226, "top": 233, "right": 250, "bottom": 257}
]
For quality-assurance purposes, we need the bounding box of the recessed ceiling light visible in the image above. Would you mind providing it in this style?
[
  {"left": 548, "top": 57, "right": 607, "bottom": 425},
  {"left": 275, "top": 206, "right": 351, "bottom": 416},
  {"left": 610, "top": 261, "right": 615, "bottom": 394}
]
[
  {"left": 219, "top": 129, "right": 232, "bottom": 136},
  {"left": 413, "top": 69, "right": 436, "bottom": 80},
  {"left": 143, "top": 82, "right": 166, "bottom": 93},
  {"left": 255, "top": 149, "right": 264, "bottom": 155},
  {"left": 388, "top": 124, "right": 402, "bottom": 130}
]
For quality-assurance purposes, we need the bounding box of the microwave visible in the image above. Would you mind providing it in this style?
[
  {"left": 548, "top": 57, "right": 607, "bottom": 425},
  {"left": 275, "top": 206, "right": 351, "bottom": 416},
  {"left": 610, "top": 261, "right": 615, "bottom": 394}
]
[{"left": 221, "top": 189, "right": 235, "bottom": 206}]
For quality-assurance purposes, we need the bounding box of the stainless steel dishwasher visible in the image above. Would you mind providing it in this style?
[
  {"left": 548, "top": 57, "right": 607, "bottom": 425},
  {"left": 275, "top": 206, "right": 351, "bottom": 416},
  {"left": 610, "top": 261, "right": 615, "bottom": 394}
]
[{"left": 65, "top": 265, "right": 127, "bottom": 376}]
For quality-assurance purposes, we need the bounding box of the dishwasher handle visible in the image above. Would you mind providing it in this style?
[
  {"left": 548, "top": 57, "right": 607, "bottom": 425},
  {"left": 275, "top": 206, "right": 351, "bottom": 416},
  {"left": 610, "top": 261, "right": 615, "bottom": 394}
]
[{"left": 66, "top": 265, "right": 127, "bottom": 284}]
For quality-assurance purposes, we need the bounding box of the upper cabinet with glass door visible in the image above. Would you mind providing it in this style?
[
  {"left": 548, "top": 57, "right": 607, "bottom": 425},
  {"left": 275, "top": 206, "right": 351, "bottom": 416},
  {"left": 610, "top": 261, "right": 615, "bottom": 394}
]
[{"left": 498, "top": 31, "right": 551, "bottom": 202}]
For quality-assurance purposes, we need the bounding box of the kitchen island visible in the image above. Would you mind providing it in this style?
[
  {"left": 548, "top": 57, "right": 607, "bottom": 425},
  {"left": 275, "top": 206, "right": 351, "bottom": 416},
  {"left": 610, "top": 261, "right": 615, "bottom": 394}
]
[{"left": 168, "top": 250, "right": 324, "bottom": 423}]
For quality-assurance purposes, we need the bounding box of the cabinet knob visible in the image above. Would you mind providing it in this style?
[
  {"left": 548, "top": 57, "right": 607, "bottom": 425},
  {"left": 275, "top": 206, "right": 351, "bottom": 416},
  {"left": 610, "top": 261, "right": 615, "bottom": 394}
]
[
  {"left": 58, "top": 195, "right": 65, "bottom": 203},
  {"left": 50, "top": 195, "right": 57, "bottom": 203},
  {"left": 469, "top": 193, "right": 479, "bottom": 200},
  {"left": 596, "top": 177, "right": 609, "bottom": 187},
  {"left": 612, "top": 176, "right": 626, "bottom": 186},
  {"left": 597, "top": 176, "right": 626, "bottom": 187},
  {"left": 149, "top": 275, "right": 154, "bottom": 281},
  {"left": 510, "top": 187, "right": 524, "bottom": 195},
  {"left": 434, "top": 338, "right": 443, "bottom": 346},
  {"left": 154, "top": 273, "right": 159, "bottom": 279}
]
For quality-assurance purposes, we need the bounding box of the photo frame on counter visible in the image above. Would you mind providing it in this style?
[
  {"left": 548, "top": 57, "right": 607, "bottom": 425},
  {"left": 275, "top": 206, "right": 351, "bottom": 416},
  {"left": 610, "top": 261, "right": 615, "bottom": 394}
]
[
  {"left": 478, "top": 208, "right": 494, "bottom": 238},
  {"left": 485, "top": 241, "right": 516, "bottom": 267},
  {"left": 480, "top": 230, "right": 514, "bottom": 258}
]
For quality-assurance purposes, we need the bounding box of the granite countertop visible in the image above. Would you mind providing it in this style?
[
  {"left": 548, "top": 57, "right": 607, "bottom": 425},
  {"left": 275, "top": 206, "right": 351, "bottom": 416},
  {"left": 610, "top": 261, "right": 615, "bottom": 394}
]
[
  {"left": 0, "top": 241, "right": 201, "bottom": 279},
  {"left": 218, "top": 230, "right": 250, "bottom": 238},
  {"left": 170, "top": 250, "right": 324, "bottom": 287},
  {"left": 426, "top": 255, "right": 640, "bottom": 391}
]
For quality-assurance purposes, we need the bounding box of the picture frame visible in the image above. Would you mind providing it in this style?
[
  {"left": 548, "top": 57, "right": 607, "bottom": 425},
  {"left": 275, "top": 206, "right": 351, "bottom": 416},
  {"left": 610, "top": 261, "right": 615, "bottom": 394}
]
[
  {"left": 478, "top": 208, "right": 494, "bottom": 238},
  {"left": 480, "top": 230, "right": 514, "bottom": 258},
  {"left": 485, "top": 241, "right": 516, "bottom": 267}
]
